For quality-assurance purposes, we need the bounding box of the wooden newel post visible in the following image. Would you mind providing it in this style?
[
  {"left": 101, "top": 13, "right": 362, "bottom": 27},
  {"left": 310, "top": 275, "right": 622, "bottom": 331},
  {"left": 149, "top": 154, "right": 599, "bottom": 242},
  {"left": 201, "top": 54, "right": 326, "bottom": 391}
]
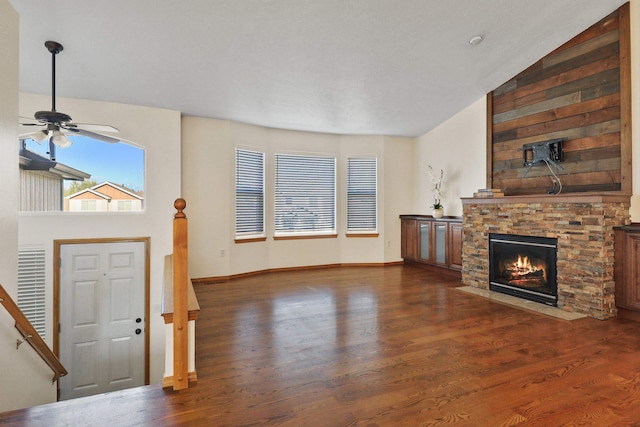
[{"left": 173, "top": 198, "right": 189, "bottom": 390}]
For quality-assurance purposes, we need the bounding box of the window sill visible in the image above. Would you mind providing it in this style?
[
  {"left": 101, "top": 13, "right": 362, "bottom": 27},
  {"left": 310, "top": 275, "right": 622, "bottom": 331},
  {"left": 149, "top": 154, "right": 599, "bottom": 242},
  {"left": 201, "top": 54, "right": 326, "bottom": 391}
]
[
  {"left": 273, "top": 234, "right": 338, "bottom": 241},
  {"left": 345, "top": 233, "right": 379, "bottom": 238},
  {"left": 234, "top": 236, "right": 267, "bottom": 244}
]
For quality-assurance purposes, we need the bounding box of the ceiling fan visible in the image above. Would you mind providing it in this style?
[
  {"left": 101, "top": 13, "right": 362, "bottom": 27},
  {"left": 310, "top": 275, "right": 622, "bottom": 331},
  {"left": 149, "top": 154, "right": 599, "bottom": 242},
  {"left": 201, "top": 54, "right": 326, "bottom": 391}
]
[{"left": 20, "top": 41, "right": 123, "bottom": 160}]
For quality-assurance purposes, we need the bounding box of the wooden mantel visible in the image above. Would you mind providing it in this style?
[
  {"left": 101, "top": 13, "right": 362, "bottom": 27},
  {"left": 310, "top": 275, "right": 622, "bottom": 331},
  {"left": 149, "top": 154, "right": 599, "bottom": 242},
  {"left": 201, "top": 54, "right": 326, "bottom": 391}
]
[{"left": 461, "top": 192, "right": 631, "bottom": 206}]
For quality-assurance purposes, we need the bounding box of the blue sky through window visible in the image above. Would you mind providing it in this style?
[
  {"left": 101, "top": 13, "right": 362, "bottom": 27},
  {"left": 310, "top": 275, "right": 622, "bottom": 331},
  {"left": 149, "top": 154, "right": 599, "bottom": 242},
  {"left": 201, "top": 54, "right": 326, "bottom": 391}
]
[{"left": 25, "top": 136, "right": 145, "bottom": 192}]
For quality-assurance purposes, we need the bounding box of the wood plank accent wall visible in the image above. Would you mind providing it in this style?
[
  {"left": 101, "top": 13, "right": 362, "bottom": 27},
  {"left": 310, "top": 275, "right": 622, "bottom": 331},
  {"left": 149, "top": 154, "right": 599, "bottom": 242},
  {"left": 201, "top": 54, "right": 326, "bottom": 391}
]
[{"left": 487, "top": 3, "right": 631, "bottom": 196}]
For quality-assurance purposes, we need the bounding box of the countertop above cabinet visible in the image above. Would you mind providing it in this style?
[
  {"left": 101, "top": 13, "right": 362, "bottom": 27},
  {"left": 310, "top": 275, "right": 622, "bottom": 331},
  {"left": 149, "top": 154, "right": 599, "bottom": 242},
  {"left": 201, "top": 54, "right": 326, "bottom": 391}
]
[{"left": 399, "top": 215, "right": 463, "bottom": 223}]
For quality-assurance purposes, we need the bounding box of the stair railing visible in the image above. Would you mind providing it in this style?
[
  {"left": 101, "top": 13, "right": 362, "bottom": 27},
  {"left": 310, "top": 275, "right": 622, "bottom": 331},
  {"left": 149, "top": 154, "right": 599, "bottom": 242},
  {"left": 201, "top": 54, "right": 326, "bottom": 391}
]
[{"left": 0, "top": 283, "right": 67, "bottom": 382}]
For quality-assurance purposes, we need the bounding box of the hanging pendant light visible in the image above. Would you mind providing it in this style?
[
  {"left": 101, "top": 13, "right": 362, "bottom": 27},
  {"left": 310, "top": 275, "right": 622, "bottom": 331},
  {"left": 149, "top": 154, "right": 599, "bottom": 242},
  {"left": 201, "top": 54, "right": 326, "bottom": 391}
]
[
  {"left": 29, "top": 130, "right": 49, "bottom": 143},
  {"left": 51, "top": 130, "right": 72, "bottom": 148}
]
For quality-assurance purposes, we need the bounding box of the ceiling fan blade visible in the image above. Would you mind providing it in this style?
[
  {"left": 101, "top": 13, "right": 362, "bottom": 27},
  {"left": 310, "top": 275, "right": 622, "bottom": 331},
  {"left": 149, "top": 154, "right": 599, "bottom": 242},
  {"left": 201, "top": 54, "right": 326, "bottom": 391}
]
[
  {"left": 67, "top": 128, "right": 123, "bottom": 144},
  {"left": 19, "top": 122, "right": 46, "bottom": 127},
  {"left": 68, "top": 123, "right": 120, "bottom": 133}
]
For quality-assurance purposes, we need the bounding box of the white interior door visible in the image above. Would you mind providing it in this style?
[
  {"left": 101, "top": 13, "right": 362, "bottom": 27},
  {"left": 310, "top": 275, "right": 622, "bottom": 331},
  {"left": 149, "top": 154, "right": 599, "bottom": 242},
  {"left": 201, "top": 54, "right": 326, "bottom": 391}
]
[{"left": 59, "top": 241, "right": 146, "bottom": 400}]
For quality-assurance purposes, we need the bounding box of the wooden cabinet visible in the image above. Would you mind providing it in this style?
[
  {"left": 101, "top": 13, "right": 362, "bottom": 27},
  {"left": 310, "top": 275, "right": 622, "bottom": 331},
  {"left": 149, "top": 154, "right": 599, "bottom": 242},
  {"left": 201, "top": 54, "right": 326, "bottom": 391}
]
[
  {"left": 448, "top": 222, "right": 463, "bottom": 271},
  {"left": 401, "top": 218, "right": 418, "bottom": 260},
  {"left": 615, "top": 225, "right": 640, "bottom": 316},
  {"left": 400, "top": 215, "right": 462, "bottom": 273}
]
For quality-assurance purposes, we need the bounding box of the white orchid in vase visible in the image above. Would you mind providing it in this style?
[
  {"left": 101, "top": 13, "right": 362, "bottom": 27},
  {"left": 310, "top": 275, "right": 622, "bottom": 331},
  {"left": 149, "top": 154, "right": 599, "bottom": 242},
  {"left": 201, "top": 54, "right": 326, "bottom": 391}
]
[{"left": 427, "top": 165, "right": 444, "bottom": 210}]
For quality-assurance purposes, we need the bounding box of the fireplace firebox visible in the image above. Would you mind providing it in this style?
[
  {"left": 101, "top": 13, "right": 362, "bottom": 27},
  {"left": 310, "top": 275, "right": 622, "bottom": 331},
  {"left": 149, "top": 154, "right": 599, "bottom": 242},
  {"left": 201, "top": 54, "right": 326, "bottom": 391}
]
[{"left": 489, "top": 234, "right": 558, "bottom": 306}]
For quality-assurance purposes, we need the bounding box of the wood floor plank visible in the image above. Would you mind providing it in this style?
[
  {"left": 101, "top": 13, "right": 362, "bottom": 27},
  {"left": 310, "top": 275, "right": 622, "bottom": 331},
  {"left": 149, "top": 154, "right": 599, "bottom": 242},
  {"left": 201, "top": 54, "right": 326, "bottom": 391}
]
[{"left": 2, "top": 265, "right": 640, "bottom": 425}]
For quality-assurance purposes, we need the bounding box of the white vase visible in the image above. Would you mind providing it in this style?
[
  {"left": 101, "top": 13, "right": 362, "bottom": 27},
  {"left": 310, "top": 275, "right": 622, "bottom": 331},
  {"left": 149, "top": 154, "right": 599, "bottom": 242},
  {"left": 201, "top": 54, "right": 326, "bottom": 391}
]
[{"left": 432, "top": 208, "right": 444, "bottom": 218}]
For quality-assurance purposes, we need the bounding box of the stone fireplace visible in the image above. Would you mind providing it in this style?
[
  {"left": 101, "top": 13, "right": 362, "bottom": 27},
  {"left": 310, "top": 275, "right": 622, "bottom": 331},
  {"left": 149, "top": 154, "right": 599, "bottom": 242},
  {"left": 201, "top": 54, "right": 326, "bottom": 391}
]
[{"left": 461, "top": 194, "right": 630, "bottom": 320}]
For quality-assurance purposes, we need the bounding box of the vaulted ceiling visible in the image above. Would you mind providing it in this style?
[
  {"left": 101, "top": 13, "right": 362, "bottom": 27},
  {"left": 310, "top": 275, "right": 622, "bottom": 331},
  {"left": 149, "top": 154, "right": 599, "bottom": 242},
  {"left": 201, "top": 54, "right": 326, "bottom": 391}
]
[{"left": 9, "top": 0, "right": 628, "bottom": 137}]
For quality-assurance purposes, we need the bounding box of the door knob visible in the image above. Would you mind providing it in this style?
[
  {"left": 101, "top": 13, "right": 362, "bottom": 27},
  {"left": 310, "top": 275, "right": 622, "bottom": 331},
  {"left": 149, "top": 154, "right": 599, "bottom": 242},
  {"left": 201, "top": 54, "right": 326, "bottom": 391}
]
[{"left": 135, "top": 328, "right": 142, "bottom": 335}]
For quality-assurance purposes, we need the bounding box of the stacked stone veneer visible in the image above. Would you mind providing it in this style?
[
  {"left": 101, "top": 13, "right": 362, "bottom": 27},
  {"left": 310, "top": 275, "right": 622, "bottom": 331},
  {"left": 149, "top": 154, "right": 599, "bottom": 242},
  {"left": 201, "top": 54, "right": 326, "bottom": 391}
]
[{"left": 461, "top": 196, "right": 630, "bottom": 319}]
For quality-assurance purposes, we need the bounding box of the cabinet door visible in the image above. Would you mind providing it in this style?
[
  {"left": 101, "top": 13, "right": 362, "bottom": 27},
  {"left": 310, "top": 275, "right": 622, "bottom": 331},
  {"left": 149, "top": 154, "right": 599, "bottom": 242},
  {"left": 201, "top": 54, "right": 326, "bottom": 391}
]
[
  {"left": 614, "top": 229, "right": 625, "bottom": 306},
  {"left": 623, "top": 233, "right": 640, "bottom": 311},
  {"left": 401, "top": 219, "right": 418, "bottom": 260},
  {"left": 448, "top": 222, "right": 463, "bottom": 271},
  {"left": 433, "top": 222, "right": 447, "bottom": 265},
  {"left": 418, "top": 221, "right": 431, "bottom": 262}
]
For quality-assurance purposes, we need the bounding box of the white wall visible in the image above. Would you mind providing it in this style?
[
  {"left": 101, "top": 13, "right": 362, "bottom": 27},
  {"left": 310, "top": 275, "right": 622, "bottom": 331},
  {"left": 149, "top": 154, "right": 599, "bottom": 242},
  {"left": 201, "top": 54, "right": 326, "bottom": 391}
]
[
  {"left": 0, "top": 0, "right": 58, "bottom": 412},
  {"left": 18, "top": 94, "right": 181, "bottom": 389},
  {"left": 414, "top": 97, "right": 487, "bottom": 216},
  {"left": 182, "top": 117, "right": 414, "bottom": 279},
  {"left": 383, "top": 136, "right": 415, "bottom": 260},
  {"left": 181, "top": 117, "right": 233, "bottom": 276}
]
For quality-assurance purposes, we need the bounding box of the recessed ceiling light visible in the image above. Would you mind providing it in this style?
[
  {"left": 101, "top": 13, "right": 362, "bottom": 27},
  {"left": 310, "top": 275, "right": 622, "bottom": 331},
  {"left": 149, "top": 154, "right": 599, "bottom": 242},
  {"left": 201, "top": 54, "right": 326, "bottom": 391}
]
[{"left": 469, "top": 35, "right": 484, "bottom": 46}]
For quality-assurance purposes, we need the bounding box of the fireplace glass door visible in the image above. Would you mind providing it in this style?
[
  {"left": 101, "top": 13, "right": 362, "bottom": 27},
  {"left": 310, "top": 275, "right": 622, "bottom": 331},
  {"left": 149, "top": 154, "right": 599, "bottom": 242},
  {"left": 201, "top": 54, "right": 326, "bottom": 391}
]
[{"left": 489, "top": 234, "right": 558, "bottom": 306}]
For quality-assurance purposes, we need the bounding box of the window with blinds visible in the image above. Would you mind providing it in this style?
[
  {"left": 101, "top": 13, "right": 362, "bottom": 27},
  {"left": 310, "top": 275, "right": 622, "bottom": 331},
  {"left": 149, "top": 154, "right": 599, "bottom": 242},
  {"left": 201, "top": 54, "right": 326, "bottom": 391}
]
[
  {"left": 275, "top": 154, "right": 336, "bottom": 235},
  {"left": 17, "top": 247, "right": 46, "bottom": 339},
  {"left": 347, "top": 157, "right": 377, "bottom": 232},
  {"left": 235, "top": 148, "right": 265, "bottom": 237}
]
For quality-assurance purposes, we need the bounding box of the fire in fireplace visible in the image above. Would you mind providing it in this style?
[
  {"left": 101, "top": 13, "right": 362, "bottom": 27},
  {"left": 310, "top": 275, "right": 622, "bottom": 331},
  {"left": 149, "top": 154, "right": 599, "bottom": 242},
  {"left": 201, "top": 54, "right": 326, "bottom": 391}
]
[{"left": 489, "top": 234, "right": 558, "bottom": 306}]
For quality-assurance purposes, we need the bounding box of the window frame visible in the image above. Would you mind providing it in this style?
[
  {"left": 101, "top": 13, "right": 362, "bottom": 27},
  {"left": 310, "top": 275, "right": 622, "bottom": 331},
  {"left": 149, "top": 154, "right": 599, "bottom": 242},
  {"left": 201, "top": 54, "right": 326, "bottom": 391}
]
[
  {"left": 117, "top": 200, "right": 133, "bottom": 211},
  {"left": 80, "top": 199, "right": 97, "bottom": 211}
]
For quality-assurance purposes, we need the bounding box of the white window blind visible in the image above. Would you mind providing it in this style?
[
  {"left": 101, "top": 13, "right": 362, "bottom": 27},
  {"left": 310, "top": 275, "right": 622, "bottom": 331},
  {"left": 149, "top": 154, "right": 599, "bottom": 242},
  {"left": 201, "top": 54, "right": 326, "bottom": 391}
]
[
  {"left": 235, "top": 148, "right": 265, "bottom": 236},
  {"left": 347, "top": 157, "right": 377, "bottom": 232},
  {"left": 275, "top": 154, "right": 336, "bottom": 235},
  {"left": 17, "top": 247, "right": 46, "bottom": 339}
]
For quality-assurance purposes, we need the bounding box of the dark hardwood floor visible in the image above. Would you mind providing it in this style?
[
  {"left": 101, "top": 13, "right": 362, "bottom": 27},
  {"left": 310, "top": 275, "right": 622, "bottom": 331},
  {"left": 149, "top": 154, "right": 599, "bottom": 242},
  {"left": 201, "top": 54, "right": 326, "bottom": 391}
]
[{"left": 3, "top": 265, "right": 640, "bottom": 426}]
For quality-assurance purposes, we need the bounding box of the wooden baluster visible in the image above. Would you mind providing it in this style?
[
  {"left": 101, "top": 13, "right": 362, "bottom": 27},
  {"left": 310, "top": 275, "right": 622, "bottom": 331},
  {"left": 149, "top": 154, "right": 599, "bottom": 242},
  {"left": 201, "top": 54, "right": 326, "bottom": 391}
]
[{"left": 173, "top": 198, "right": 189, "bottom": 390}]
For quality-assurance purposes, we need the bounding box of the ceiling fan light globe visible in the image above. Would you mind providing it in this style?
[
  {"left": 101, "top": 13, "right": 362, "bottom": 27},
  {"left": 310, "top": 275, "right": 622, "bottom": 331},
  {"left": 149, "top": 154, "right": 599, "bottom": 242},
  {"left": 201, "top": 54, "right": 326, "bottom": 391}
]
[
  {"left": 52, "top": 131, "right": 72, "bottom": 148},
  {"left": 30, "top": 130, "right": 49, "bottom": 143}
]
